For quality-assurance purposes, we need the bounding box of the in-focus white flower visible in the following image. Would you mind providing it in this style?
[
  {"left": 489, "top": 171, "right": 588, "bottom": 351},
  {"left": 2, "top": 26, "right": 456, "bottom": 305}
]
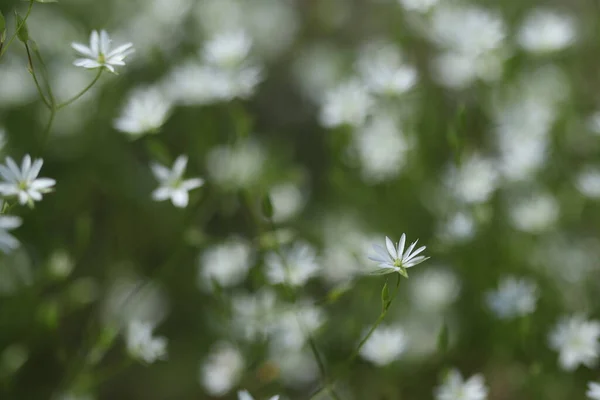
[
  {"left": 150, "top": 155, "right": 204, "bottom": 208},
  {"left": 320, "top": 80, "right": 373, "bottom": 128},
  {"left": 198, "top": 238, "right": 253, "bottom": 291},
  {"left": 485, "top": 276, "right": 538, "bottom": 319},
  {"left": 0, "top": 212, "right": 21, "bottom": 254},
  {"left": 126, "top": 320, "right": 167, "bottom": 363},
  {"left": 444, "top": 154, "right": 498, "bottom": 205},
  {"left": 549, "top": 315, "right": 600, "bottom": 371},
  {"left": 368, "top": 234, "right": 429, "bottom": 277},
  {"left": 359, "top": 324, "right": 407, "bottom": 366},
  {"left": 265, "top": 242, "right": 319, "bottom": 287},
  {"left": 576, "top": 167, "right": 600, "bottom": 199},
  {"left": 0, "top": 155, "right": 56, "bottom": 207},
  {"left": 518, "top": 9, "right": 576, "bottom": 53},
  {"left": 71, "top": 30, "right": 134, "bottom": 73},
  {"left": 508, "top": 192, "right": 559, "bottom": 234},
  {"left": 114, "top": 86, "right": 172, "bottom": 138},
  {"left": 587, "top": 382, "right": 600, "bottom": 400},
  {"left": 434, "top": 369, "right": 488, "bottom": 400},
  {"left": 200, "top": 342, "right": 244, "bottom": 396},
  {"left": 238, "top": 390, "right": 279, "bottom": 400}
]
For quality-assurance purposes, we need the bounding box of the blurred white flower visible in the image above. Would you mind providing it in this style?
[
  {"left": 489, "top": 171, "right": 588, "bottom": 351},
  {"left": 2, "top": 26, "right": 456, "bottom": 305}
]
[
  {"left": 72, "top": 30, "right": 134, "bottom": 73},
  {"left": 126, "top": 320, "right": 167, "bottom": 363},
  {"left": 206, "top": 141, "right": 265, "bottom": 189},
  {"left": 199, "top": 238, "right": 252, "bottom": 291},
  {"left": 265, "top": 242, "right": 319, "bottom": 287},
  {"left": 0, "top": 213, "right": 21, "bottom": 254},
  {"left": 200, "top": 342, "right": 244, "bottom": 396},
  {"left": 271, "top": 348, "right": 319, "bottom": 388},
  {"left": 576, "top": 167, "right": 600, "bottom": 199},
  {"left": 588, "top": 112, "right": 600, "bottom": 135},
  {"left": 271, "top": 303, "right": 325, "bottom": 351},
  {"left": 398, "top": 0, "right": 440, "bottom": 13},
  {"left": 353, "top": 115, "right": 410, "bottom": 183},
  {"left": 238, "top": 390, "right": 279, "bottom": 400},
  {"left": 434, "top": 369, "right": 488, "bottom": 400},
  {"left": 232, "top": 289, "right": 278, "bottom": 341},
  {"left": 270, "top": 183, "right": 305, "bottom": 223},
  {"left": 0, "top": 155, "right": 56, "bottom": 207},
  {"left": 508, "top": 192, "right": 559, "bottom": 234},
  {"left": 57, "top": 393, "right": 94, "bottom": 400},
  {"left": 359, "top": 324, "right": 407, "bottom": 366},
  {"left": 203, "top": 30, "right": 253, "bottom": 69},
  {"left": 320, "top": 80, "right": 373, "bottom": 128},
  {"left": 437, "top": 211, "right": 476, "bottom": 243},
  {"left": 549, "top": 315, "right": 600, "bottom": 371},
  {"left": 368, "top": 234, "right": 429, "bottom": 277},
  {"left": 517, "top": 9, "right": 576, "bottom": 53},
  {"left": 485, "top": 276, "right": 538, "bottom": 319},
  {"left": 293, "top": 44, "right": 345, "bottom": 102},
  {"left": 432, "top": 51, "right": 505, "bottom": 88},
  {"left": 445, "top": 154, "right": 499, "bottom": 205},
  {"left": 357, "top": 42, "right": 417, "bottom": 96},
  {"left": 150, "top": 155, "right": 204, "bottom": 208},
  {"left": 114, "top": 86, "right": 172, "bottom": 138},
  {"left": 587, "top": 382, "right": 600, "bottom": 400},
  {"left": 410, "top": 267, "right": 460, "bottom": 312}
]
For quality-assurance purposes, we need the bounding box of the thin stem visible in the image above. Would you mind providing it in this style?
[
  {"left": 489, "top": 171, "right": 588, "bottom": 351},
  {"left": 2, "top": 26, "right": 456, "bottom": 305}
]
[
  {"left": 0, "top": 0, "right": 34, "bottom": 59},
  {"left": 32, "top": 45, "right": 55, "bottom": 105},
  {"left": 37, "top": 107, "right": 56, "bottom": 156},
  {"left": 25, "top": 43, "right": 51, "bottom": 109},
  {"left": 57, "top": 69, "right": 102, "bottom": 110}
]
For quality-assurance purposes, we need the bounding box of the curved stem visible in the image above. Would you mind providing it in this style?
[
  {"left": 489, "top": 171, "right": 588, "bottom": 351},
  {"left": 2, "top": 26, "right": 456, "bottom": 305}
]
[
  {"left": 32, "top": 44, "right": 55, "bottom": 105},
  {"left": 57, "top": 69, "right": 102, "bottom": 110},
  {"left": 0, "top": 0, "right": 34, "bottom": 59},
  {"left": 37, "top": 107, "right": 56, "bottom": 156},
  {"left": 24, "top": 43, "right": 51, "bottom": 109}
]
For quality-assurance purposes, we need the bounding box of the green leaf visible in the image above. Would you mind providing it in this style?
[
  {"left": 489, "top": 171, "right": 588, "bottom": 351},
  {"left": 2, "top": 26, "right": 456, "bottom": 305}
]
[
  {"left": 437, "top": 322, "right": 449, "bottom": 354},
  {"left": 261, "top": 194, "right": 274, "bottom": 219},
  {"left": 381, "top": 281, "right": 391, "bottom": 312},
  {"left": 14, "top": 12, "right": 29, "bottom": 43}
]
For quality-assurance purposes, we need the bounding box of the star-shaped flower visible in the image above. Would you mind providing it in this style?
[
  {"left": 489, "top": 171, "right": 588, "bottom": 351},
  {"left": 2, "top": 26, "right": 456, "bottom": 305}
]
[
  {"left": 0, "top": 155, "right": 56, "bottom": 207},
  {"left": 368, "top": 234, "right": 429, "bottom": 277},
  {"left": 72, "top": 30, "right": 134, "bottom": 73},
  {"left": 151, "top": 155, "right": 204, "bottom": 208}
]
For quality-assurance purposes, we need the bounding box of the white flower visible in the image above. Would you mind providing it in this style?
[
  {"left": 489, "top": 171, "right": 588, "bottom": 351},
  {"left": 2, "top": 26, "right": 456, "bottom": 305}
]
[
  {"left": 437, "top": 211, "right": 476, "bottom": 243},
  {"left": 271, "top": 304, "right": 325, "bottom": 351},
  {"left": 518, "top": 9, "right": 576, "bottom": 53},
  {"left": 203, "top": 30, "right": 253, "bottom": 69},
  {"left": 359, "top": 324, "right": 407, "bottom": 366},
  {"left": 368, "top": 234, "right": 429, "bottom": 277},
  {"left": 410, "top": 267, "right": 460, "bottom": 312},
  {"left": 549, "top": 315, "right": 600, "bottom": 371},
  {"left": 357, "top": 42, "right": 417, "bottom": 96},
  {"left": 445, "top": 154, "right": 499, "bottom": 205},
  {"left": 126, "top": 320, "right": 167, "bottom": 363},
  {"left": 434, "top": 369, "right": 488, "bottom": 400},
  {"left": 269, "top": 183, "right": 305, "bottom": 223},
  {"left": 72, "top": 30, "right": 134, "bottom": 73},
  {"left": 150, "top": 155, "right": 204, "bottom": 208},
  {"left": 114, "top": 86, "right": 172, "bottom": 138},
  {"left": 508, "top": 192, "right": 559, "bottom": 234},
  {"left": 485, "top": 276, "right": 538, "bottom": 319},
  {"left": 232, "top": 289, "right": 278, "bottom": 341},
  {"left": 398, "top": 0, "right": 440, "bottom": 13},
  {"left": 198, "top": 238, "right": 253, "bottom": 291},
  {"left": 587, "top": 382, "right": 600, "bottom": 400},
  {"left": 265, "top": 242, "right": 319, "bottom": 287},
  {"left": 0, "top": 155, "right": 56, "bottom": 207},
  {"left": 200, "top": 342, "right": 244, "bottom": 396},
  {"left": 576, "top": 167, "right": 600, "bottom": 199},
  {"left": 238, "top": 390, "right": 279, "bottom": 400},
  {"left": 320, "top": 80, "right": 373, "bottom": 128},
  {"left": 0, "top": 213, "right": 21, "bottom": 254},
  {"left": 206, "top": 141, "right": 266, "bottom": 189}
]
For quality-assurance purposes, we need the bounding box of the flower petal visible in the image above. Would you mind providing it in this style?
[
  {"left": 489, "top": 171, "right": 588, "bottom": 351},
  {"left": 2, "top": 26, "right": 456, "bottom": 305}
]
[{"left": 385, "top": 236, "right": 398, "bottom": 259}]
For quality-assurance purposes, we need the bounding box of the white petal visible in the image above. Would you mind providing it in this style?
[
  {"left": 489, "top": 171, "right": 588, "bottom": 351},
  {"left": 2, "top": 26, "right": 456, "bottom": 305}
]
[
  {"left": 0, "top": 165, "right": 16, "bottom": 182},
  {"left": 71, "top": 42, "right": 94, "bottom": 57},
  {"left": 90, "top": 30, "right": 99, "bottom": 56},
  {"left": 99, "top": 30, "right": 111, "bottom": 55},
  {"left": 150, "top": 163, "right": 170, "bottom": 181},
  {"left": 74, "top": 59, "right": 102, "bottom": 69},
  {"left": 170, "top": 190, "right": 189, "bottom": 208},
  {"left": 17, "top": 191, "right": 29, "bottom": 205},
  {"left": 403, "top": 245, "right": 426, "bottom": 262},
  {"left": 0, "top": 216, "right": 22, "bottom": 229},
  {"left": 152, "top": 187, "right": 171, "bottom": 201},
  {"left": 397, "top": 233, "right": 406, "bottom": 257},
  {"left": 5, "top": 157, "right": 22, "bottom": 181},
  {"left": 172, "top": 155, "right": 188, "bottom": 178},
  {"left": 238, "top": 391, "right": 254, "bottom": 400},
  {"left": 107, "top": 43, "right": 134, "bottom": 58},
  {"left": 385, "top": 236, "right": 398, "bottom": 259},
  {"left": 403, "top": 239, "right": 418, "bottom": 260},
  {"left": 30, "top": 178, "right": 55, "bottom": 191},
  {"left": 181, "top": 178, "right": 204, "bottom": 190}
]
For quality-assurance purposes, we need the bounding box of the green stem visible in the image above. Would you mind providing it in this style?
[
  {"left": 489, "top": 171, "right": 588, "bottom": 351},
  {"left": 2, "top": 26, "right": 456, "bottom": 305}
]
[
  {"left": 32, "top": 45, "right": 55, "bottom": 105},
  {"left": 24, "top": 43, "right": 51, "bottom": 109},
  {"left": 37, "top": 107, "right": 56, "bottom": 156},
  {"left": 0, "top": 0, "right": 34, "bottom": 59},
  {"left": 57, "top": 69, "right": 102, "bottom": 110}
]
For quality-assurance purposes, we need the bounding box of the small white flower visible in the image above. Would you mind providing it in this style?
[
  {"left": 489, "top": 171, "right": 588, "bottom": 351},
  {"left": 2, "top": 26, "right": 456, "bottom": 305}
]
[
  {"left": 200, "top": 342, "right": 244, "bottom": 396},
  {"left": 0, "top": 155, "right": 56, "bottom": 207},
  {"left": 518, "top": 9, "right": 576, "bottom": 53},
  {"left": 434, "top": 369, "right": 488, "bottom": 400},
  {"left": 265, "top": 242, "right": 319, "bottom": 287},
  {"left": 269, "top": 183, "right": 305, "bottom": 222},
  {"left": 437, "top": 211, "right": 476, "bottom": 243},
  {"left": 0, "top": 212, "right": 21, "bottom": 254},
  {"left": 508, "top": 192, "right": 559, "bottom": 234},
  {"left": 549, "top": 315, "right": 600, "bottom": 371},
  {"left": 485, "top": 276, "right": 538, "bottom": 319},
  {"left": 271, "top": 304, "right": 325, "bottom": 351},
  {"left": 410, "top": 267, "right": 461, "bottom": 312},
  {"left": 398, "top": 0, "right": 440, "bottom": 13},
  {"left": 203, "top": 30, "right": 253, "bottom": 69},
  {"left": 232, "top": 289, "right": 278, "bottom": 341},
  {"left": 72, "top": 30, "right": 134, "bottom": 73},
  {"left": 576, "top": 167, "right": 600, "bottom": 199},
  {"left": 238, "top": 390, "right": 279, "bottom": 400},
  {"left": 445, "top": 154, "right": 499, "bottom": 205},
  {"left": 150, "top": 155, "right": 204, "bottom": 208},
  {"left": 126, "top": 320, "right": 167, "bottom": 363},
  {"left": 357, "top": 42, "right": 417, "bottom": 96},
  {"left": 198, "top": 238, "right": 253, "bottom": 291},
  {"left": 206, "top": 141, "right": 266, "bottom": 189},
  {"left": 114, "top": 86, "right": 172, "bottom": 138},
  {"left": 587, "top": 381, "right": 600, "bottom": 400},
  {"left": 320, "top": 80, "right": 373, "bottom": 128},
  {"left": 359, "top": 324, "right": 407, "bottom": 366},
  {"left": 368, "top": 234, "right": 429, "bottom": 277}
]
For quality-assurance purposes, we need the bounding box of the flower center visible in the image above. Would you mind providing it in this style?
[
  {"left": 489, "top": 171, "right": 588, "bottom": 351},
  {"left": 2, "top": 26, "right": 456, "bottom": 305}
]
[{"left": 98, "top": 53, "right": 106, "bottom": 64}]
